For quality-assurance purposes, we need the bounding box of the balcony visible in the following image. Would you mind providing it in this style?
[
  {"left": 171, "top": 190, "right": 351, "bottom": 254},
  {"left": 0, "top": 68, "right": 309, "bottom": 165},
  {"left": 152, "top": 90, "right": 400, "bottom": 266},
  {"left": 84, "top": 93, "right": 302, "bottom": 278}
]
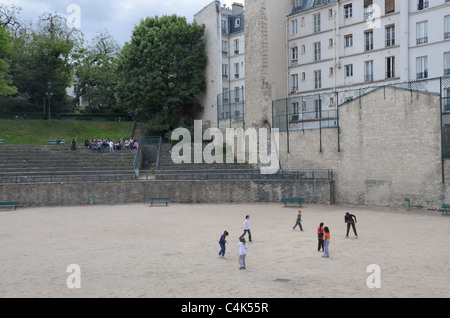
[
  {"left": 416, "top": 37, "right": 428, "bottom": 45},
  {"left": 417, "top": 1, "right": 429, "bottom": 10},
  {"left": 417, "top": 71, "right": 428, "bottom": 80},
  {"left": 365, "top": 75, "right": 374, "bottom": 83}
]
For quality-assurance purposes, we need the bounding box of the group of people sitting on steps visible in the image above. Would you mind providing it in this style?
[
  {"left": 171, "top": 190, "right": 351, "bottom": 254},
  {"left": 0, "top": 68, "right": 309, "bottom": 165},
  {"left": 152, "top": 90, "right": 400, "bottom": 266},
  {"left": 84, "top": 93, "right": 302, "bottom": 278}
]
[{"left": 81, "top": 138, "right": 138, "bottom": 152}]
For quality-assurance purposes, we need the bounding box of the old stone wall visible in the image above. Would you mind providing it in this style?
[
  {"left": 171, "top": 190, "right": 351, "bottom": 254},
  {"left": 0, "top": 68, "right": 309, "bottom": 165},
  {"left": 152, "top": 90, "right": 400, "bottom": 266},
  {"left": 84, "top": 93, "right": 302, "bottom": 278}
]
[
  {"left": 279, "top": 87, "right": 444, "bottom": 209},
  {"left": 0, "top": 179, "right": 333, "bottom": 207}
]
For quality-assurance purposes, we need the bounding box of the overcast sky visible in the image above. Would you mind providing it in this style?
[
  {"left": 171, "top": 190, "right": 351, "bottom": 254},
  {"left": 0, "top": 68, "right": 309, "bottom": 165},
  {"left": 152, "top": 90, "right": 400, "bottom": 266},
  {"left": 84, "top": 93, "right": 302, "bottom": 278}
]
[{"left": 1, "top": 0, "right": 239, "bottom": 46}]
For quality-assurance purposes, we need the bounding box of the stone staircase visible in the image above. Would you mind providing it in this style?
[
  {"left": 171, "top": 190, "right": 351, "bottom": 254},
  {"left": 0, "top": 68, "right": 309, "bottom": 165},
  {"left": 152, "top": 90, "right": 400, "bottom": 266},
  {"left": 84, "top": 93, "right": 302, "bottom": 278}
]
[
  {"left": 155, "top": 143, "right": 260, "bottom": 180},
  {"left": 0, "top": 145, "right": 137, "bottom": 183}
]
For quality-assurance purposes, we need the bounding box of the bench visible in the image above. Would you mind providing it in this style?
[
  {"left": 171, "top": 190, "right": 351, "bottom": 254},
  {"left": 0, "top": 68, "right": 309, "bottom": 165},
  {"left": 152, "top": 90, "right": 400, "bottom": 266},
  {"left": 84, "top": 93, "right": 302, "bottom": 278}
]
[
  {"left": 149, "top": 197, "right": 170, "bottom": 207},
  {"left": 48, "top": 139, "right": 66, "bottom": 145},
  {"left": 0, "top": 139, "right": 3, "bottom": 144},
  {"left": 0, "top": 201, "right": 19, "bottom": 210},
  {"left": 438, "top": 204, "right": 450, "bottom": 215},
  {"left": 282, "top": 198, "right": 305, "bottom": 207}
]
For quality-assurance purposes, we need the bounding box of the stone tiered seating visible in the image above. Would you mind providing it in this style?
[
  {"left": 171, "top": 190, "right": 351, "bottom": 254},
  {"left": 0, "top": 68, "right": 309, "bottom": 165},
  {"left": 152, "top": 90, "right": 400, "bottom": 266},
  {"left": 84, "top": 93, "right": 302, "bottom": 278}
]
[
  {"left": 0, "top": 145, "right": 137, "bottom": 183},
  {"left": 156, "top": 143, "right": 261, "bottom": 180}
]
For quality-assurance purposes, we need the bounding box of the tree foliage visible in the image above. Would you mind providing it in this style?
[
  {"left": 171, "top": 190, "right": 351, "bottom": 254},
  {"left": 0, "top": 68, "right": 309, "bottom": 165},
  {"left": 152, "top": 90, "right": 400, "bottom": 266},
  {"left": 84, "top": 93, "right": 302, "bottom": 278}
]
[
  {"left": 115, "top": 15, "right": 207, "bottom": 134},
  {"left": 0, "top": 25, "right": 17, "bottom": 96},
  {"left": 72, "top": 31, "right": 120, "bottom": 113}
]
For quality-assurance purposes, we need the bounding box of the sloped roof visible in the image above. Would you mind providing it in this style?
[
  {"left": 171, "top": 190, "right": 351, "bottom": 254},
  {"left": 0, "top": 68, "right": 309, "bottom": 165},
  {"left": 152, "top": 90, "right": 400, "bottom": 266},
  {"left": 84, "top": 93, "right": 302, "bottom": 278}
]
[{"left": 291, "top": 0, "right": 337, "bottom": 15}]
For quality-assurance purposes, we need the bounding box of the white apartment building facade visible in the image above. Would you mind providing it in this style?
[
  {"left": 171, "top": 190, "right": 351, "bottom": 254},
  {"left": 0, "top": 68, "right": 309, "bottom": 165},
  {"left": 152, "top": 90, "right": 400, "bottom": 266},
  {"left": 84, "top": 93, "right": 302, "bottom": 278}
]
[
  {"left": 280, "top": 0, "right": 450, "bottom": 130},
  {"left": 194, "top": 1, "right": 245, "bottom": 128},
  {"left": 287, "top": 0, "right": 450, "bottom": 95}
]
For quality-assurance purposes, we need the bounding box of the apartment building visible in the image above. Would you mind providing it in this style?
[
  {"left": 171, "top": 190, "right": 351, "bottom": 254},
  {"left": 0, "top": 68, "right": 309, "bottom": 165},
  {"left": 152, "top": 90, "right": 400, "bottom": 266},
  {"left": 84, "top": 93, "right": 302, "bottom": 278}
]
[
  {"left": 194, "top": 1, "right": 245, "bottom": 128},
  {"left": 287, "top": 0, "right": 450, "bottom": 95}
]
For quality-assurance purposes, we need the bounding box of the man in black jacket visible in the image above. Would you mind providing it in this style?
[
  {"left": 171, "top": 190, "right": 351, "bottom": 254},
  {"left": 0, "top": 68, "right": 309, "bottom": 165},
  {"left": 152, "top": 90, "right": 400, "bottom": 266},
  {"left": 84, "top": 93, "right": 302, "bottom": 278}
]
[{"left": 345, "top": 212, "right": 358, "bottom": 238}]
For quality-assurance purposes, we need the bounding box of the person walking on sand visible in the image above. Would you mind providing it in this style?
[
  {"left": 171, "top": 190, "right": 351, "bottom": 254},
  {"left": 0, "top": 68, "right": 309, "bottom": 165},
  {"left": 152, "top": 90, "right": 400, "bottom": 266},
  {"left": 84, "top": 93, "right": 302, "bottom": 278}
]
[
  {"left": 292, "top": 210, "right": 303, "bottom": 231},
  {"left": 322, "top": 226, "right": 331, "bottom": 258},
  {"left": 239, "top": 215, "right": 252, "bottom": 242},
  {"left": 317, "top": 222, "right": 325, "bottom": 252},
  {"left": 345, "top": 212, "right": 358, "bottom": 238},
  {"left": 238, "top": 237, "right": 248, "bottom": 270},
  {"left": 218, "top": 231, "right": 229, "bottom": 258}
]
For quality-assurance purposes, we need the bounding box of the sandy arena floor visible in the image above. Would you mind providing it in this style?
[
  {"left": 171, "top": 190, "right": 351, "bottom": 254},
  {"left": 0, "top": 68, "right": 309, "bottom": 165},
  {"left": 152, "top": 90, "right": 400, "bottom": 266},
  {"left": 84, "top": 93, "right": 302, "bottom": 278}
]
[{"left": 0, "top": 203, "right": 449, "bottom": 298}]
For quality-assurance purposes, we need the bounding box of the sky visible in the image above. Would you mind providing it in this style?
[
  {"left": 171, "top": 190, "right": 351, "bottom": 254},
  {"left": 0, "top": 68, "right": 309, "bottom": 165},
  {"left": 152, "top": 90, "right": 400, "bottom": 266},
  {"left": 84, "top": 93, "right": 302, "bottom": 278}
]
[{"left": 1, "top": 0, "right": 240, "bottom": 45}]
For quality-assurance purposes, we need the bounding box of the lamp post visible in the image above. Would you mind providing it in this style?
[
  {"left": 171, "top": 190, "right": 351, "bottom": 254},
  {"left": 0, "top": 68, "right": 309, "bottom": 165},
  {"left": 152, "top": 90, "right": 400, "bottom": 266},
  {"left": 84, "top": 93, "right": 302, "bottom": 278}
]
[{"left": 46, "top": 81, "right": 52, "bottom": 120}]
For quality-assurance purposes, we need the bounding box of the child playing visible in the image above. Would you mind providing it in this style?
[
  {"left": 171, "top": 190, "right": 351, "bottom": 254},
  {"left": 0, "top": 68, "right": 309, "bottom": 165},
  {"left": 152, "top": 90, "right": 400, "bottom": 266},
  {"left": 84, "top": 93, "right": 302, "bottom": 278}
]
[
  {"left": 317, "top": 222, "right": 324, "bottom": 252},
  {"left": 218, "top": 231, "right": 229, "bottom": 258},
  {"left": 238, "top": 237, "right": 248, "bottom": 270},
  {"left": 292, "top": 210, "right": 303, "bottom": 231},
  {"left": 322, "top": 226, "right": 331, "bottom": 258}
]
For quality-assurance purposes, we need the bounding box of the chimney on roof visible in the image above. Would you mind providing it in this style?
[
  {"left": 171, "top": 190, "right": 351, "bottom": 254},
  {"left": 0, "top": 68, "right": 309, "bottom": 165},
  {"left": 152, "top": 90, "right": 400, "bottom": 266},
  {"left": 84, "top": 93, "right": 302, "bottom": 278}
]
[{"left": 232, "top": 3, "right": 244, "bottom": 13}]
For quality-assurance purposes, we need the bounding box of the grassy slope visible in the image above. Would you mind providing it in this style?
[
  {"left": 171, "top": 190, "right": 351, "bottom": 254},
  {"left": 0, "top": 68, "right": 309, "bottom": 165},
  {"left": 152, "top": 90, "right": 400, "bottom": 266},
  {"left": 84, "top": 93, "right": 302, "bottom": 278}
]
[{"left": 0, "top": 119, "right": 135, "bottom": 145}]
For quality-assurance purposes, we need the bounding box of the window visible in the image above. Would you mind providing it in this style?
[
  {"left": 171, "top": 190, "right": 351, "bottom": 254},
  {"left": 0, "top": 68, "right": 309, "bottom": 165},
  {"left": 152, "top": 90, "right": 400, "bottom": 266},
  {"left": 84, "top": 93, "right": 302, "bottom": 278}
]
[
  {"left": 302, "top": 72, "right": 306, "bottom": 81},
  {"left": 417, "top": 0, "right": 429, "bottom": 11},
  {"left": 222, "top": 88, "right": 229, "bottom": 103},
  {"left": 291, "top": 102, "right": 300, "bottom": 121},
  {"left": 345, "top": 34, "right": 353, "bottom": 48},
  {"left": 222, "top": 64, "right": 228, "bottom": 79},
  {"left": 329, "top": 38, "right": 334, "bottom": 48},
  {"left": 365, "top": 30, "right": 374, "bottom": 51},
  {"left": 222, "top": 41, "right": 228, "bottom": 56},
  {"left": 291, "top": 74, "right": 299, "bottom": 93},
  {"left": 293, "top": 0, "right": 303, "bottom": 10},
  {"left": 301, "top": 17, "right": 306, "bottom": 27},
  {"left": 291, "top": 19, "right": 298, "bottom": 35},
  {"left": 385, "top": 0, "right": 395, "bottom": 14},
  {"left": 344, "top": 4, "right": 353, "bottom": 19},
  {"left": 445, "top": 52, "right": 450, "bottom": 76},
  {"left": 329, "top": 67, "right": 334, "bottom": 77},
  {"left": 445, "top": 16, "right": 450, "bottom": 40},
  {"left": 416, "top": 56, "right": 428, "bottom": 80},
  {"left": 235, "top": 87, "right": 241, "bottom": 102},
  {"left": 416, "top": 22, "right": 428, "bottom": 45},
  {"left": 386, "top": 25, "right": 395, "bottom": 47},
  {"left": 314, "top": 70, "right": 322, "bottom": 89},
  {"left": 386, "top": 56, "right": 395, "bottom": 78},
  {"left": 234, "top": 39, "right": 240, "bottom": 54},
  {"left": 234, "top": 63, "right": 240, "bottom": 79},
  {"left": 328, "top": 9, "right": 333, "bottom": 19},
  {"left": 301, "top": 44, "right": 306, "bottom": 54},
  {"left": 345, "top": 64, "right": 353, "bottom": 77},
  {"left": 364, "top": 0, "right": 374, "bottom": 20},
  {"left": 221, "top": 19, "right": 228, "bottom": 35},
  {"left": 314, "top": 42, "right": 321, "bottom": 61},
  {"left": 365, "top": 60, "right": 374, "bottom": 82},
  {"left": 313, "top": 13, "right": 321, "bottom": 33},
  {"left": 445, "top": 89, "right": 450, "bottom": 112},
  {"left": 314, "top": 99, "right": 322, "bottom": 119},
  {"left": 291, "top": 47, "right": 298, "bottom": 65}
]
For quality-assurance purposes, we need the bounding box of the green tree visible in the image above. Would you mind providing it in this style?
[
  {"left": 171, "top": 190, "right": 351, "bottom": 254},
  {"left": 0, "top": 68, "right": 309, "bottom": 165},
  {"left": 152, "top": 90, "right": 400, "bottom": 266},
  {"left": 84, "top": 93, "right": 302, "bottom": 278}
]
[
  {"left": 72, "top": 31, "right": 120, "bottom": 113},
  {"left": 0, "top": 25, "right": 17, "bottom": 96},
  {"left": 0, "top": 9, "right": 80, "bottom": 115},
  {"left": 115, "top": 15, "right": 206, "bottom": 134}
]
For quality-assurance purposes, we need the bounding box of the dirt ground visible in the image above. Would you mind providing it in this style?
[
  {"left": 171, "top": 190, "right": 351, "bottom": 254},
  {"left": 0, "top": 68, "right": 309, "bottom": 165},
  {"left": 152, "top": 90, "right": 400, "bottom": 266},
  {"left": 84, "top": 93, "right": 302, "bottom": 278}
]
[{"left": 0, "top": 203, "right": 449, "bottom": 298}]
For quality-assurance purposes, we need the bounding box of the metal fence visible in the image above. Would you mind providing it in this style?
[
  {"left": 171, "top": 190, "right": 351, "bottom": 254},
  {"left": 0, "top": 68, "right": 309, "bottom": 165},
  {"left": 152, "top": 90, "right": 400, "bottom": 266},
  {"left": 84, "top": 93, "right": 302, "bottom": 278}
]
[
  {"left": 218, "top": 87, "right": 245, "bottom": 126},
  {"left": 154, "top": 169, "right": 333, "bottom": 181},
  {"left": 272, "top": 77, "right": 447, "bottom": 132}
]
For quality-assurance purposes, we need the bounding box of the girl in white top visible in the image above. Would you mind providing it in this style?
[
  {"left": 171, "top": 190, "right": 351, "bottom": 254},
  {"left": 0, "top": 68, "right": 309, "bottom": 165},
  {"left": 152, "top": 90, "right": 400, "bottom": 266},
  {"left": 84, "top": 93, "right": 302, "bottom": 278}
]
[{"left": 238, "top": 238, "right": 248, "bottom": 270}]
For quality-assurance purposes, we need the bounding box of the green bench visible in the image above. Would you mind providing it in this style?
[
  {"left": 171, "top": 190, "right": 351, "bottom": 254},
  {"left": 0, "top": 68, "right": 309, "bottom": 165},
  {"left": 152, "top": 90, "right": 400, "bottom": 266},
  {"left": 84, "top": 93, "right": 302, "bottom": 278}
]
[
  {"left": 282, "top": 198, "right": 305, "bottom": 207},
  {"left": 0, "top": 201, "right": 19, "bottom": 210},
  {"left": 438, "top": 204, "right": 450, "bottom": 215},
  {"left": 0, "top": 139, "right": 3, "bottom": 144},
  {"left": 48, "top": 139, "right": 66, "bottom": 145},
  {"left": 149, "top": 197, "right": 170, "bottom": 207}
]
